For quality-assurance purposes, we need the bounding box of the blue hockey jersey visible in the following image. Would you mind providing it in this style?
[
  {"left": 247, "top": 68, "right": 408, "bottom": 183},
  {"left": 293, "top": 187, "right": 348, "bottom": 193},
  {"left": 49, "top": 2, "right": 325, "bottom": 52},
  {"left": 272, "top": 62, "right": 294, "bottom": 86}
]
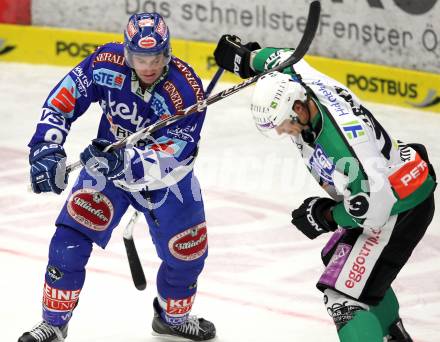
[{"left": 28, "top": 42, "right": 206, "bottom": 191}]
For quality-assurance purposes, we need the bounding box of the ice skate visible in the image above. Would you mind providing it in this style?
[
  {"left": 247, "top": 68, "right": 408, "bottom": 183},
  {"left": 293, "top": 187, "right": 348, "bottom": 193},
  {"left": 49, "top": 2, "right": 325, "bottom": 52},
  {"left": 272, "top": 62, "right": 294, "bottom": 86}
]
[
  {"left": 18, "top": 320, "right": 68, "bottom": 342},
  {"left": 152, "top": 298, "right": 216, "bottom": 341},
  {"left": 385, "top": 318, "right": 413, "bottom": 342}
]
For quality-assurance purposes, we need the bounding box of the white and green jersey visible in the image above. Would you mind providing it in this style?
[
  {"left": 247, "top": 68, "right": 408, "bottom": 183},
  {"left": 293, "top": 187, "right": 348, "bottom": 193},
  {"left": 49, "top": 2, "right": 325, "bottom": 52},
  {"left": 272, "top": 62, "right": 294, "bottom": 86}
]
[{"left": 252, "top": 48, "right": 436, "bottom": 229}]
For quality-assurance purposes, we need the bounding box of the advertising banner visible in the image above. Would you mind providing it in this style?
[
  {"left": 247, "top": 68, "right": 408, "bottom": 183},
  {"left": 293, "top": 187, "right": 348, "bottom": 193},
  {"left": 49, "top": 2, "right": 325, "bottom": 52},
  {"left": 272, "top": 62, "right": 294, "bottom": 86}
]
[
  {"left": 0, "top": 24, "right": 237, "bottom": 81},
  {"left": 1, "top": 24, "right": 439, "bottom": 112},
  {"left": 31, "top": 0, "right": 440, "bottom": 74}
]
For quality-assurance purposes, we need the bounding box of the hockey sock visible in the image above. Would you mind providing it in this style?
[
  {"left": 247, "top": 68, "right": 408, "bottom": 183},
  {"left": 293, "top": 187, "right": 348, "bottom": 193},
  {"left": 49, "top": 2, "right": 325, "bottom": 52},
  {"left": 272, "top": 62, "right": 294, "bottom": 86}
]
[
  {"left": 338, "top": 311, "right": 383, "bottom": 342},
  {"left": 369, "top": 287, "right": 400, "bottom": 337},
  {"left": 156, "top": 294, "right": 196, "bottom": 326}
]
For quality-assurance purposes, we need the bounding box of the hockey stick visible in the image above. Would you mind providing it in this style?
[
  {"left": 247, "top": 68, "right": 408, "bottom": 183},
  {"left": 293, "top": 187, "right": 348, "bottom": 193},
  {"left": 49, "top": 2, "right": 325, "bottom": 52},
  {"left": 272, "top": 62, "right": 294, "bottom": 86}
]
[
  {"left": 64, "top": 0, "right": 320, "bottom": 174},
  {"left": 121, "top": 1, "right": 320, "bottom": 291},
  {"left": 123, "top": 67, "right": 225, "bottom": 291},
  {"left": 122, "top": 210, "right": 145, "bottom": 290}
]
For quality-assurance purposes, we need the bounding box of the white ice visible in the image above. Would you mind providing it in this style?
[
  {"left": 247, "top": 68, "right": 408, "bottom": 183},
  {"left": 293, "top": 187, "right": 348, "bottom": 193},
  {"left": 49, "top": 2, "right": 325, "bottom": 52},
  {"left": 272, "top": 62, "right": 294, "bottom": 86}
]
[{"left": 0, "top": 62, "right": 439, "bottom": 342}]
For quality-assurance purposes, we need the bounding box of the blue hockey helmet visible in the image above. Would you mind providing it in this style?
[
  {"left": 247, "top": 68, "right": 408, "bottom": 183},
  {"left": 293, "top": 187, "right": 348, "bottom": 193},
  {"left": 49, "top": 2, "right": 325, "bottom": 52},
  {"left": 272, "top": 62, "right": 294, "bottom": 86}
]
[{"left": 124, "top": 12, "right": 171, "bottom": 67}]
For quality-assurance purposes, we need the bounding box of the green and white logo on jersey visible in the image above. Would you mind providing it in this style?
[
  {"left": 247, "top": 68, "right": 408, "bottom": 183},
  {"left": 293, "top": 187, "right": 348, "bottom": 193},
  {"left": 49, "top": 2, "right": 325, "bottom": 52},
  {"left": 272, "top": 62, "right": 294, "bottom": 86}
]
[{"left": 341, "top": 120, "right": 369, "bottom": 144}]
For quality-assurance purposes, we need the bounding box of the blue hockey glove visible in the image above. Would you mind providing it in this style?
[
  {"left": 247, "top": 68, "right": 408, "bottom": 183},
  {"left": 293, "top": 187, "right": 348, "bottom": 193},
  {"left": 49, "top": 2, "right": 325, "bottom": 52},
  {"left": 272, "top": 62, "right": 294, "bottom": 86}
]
[
  {"left": 29, "top": 142, "right": 68, "bottom": 194},
  {"left": 291, "top": 197, "right": 337, "bottom": 239},
  {"left": 80, "top": 139, "right": 125, "bottom": 180}
]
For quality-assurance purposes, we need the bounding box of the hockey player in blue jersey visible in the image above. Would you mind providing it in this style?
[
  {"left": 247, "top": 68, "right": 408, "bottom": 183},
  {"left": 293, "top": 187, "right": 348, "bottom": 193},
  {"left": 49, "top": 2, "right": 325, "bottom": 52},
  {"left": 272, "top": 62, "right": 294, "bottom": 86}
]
[{"left": 19, "top": 12, "right": 215, "bottom": 342}]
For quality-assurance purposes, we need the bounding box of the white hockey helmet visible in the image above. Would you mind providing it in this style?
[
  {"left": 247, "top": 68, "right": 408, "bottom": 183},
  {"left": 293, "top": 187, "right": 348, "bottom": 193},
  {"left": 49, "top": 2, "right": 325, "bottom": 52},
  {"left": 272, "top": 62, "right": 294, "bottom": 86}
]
[{"left": 251, "top": 71, "right": 307, "bottom": 138}]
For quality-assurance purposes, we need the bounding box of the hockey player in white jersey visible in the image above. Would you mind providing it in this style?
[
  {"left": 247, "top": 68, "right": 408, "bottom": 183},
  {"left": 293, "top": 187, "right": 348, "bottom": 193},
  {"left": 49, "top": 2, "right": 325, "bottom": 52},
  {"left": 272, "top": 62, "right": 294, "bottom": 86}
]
[{"left": 214, "top": 35, "right": 436, "bottom": 342}]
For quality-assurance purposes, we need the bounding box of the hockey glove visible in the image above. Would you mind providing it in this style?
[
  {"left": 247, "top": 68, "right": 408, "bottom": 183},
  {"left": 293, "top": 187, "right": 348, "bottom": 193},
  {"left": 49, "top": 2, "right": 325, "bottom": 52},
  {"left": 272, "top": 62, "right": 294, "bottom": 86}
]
[
  {"left": 80, "top": 139, "right": 125, "bottom": 180},
  {"left": 291, "top": 197, "right": 338, "bottom": 240},
  {"left": 214, "top": 34, "right": 261, "bottom": 78},
  {"left": 29, "top": 142, "right": 68, "bottom": 194}
]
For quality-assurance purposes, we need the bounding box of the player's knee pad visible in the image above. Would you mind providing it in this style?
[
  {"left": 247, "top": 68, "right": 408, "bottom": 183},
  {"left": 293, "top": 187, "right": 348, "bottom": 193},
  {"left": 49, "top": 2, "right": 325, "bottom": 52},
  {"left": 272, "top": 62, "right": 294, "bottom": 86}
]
[{"left": 324, "top": 289, "right": 369, "bottom": 331}]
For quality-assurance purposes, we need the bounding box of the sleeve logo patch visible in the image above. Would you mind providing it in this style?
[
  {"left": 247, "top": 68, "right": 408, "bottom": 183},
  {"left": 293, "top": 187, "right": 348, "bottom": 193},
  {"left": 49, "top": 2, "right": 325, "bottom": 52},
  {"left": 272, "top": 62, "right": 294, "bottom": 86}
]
[
  {"left": 388, "top": 153, "right": 429, "bottom": 199},
  {"left": 48, "top": 76, "right": 81, "bottom": 118}
]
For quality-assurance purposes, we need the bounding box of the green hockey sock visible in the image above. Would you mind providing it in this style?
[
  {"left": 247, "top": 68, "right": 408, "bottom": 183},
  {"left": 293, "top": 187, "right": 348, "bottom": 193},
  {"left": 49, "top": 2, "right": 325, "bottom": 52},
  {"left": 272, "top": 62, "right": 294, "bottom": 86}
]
[
  {"left": 338, "top": 310, "right": 383, "bottom": 342},
  {"left": 370, "top": 287, "right": 400, "bottom": 336}
]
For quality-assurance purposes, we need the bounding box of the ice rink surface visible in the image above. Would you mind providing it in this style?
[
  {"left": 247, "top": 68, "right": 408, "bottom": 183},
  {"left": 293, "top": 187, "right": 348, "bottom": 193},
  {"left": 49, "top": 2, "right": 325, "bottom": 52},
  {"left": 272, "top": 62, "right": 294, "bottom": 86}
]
[{"left": 1, "top": 62, "right": 439, "bottom": 341}]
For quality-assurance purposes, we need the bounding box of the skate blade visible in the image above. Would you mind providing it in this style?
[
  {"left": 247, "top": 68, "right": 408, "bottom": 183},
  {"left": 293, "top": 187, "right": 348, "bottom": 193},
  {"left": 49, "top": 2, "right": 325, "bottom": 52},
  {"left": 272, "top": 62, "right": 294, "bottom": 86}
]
[{"left": 151, "top": 330, "right": 217, "bottom": 341}]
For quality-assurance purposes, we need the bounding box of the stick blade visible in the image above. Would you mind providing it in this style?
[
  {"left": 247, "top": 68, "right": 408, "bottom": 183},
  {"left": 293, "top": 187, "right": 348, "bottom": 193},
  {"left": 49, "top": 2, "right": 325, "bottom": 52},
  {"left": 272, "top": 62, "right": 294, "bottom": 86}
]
[{"left": 123, "top": 237, "right": 147, "bottom": 291}]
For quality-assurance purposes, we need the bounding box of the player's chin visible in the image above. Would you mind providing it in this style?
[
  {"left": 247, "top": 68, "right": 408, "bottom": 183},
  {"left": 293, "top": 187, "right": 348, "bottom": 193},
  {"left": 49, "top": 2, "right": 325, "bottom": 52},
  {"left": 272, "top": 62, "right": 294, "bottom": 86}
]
[{"left": 138, "top": 72, "right": 159, "bottom": 84}]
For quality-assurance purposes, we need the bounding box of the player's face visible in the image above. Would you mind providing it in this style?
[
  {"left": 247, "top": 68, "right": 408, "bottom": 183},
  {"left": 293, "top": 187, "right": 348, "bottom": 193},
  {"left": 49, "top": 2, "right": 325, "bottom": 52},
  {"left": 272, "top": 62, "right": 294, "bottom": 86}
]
[
  {"left": 275, "top": 100, "right": 309, "bottom": 136},
  {"left": 293, "top": 100, "right": 310, "bottom": 121},
  {"left": 131, "top": 53, "right": 167, "bottom": 85},
  {"left": 275, "top": 118, "right": 302, "bottom": 136}
]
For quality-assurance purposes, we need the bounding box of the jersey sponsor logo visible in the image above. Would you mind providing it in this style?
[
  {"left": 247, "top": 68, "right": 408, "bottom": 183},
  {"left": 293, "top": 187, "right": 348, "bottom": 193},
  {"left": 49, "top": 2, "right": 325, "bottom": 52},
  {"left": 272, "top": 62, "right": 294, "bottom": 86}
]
[
  {"left": 166, "top": 295, "right": 196, "bottom": 316},
  {"left": 173, "top": 58, "right": 204, "bottom": 102},
  {"left": 330, "top": 219, "right": 394, "bottom": 298},
  {"left": 72, "top": 66, "right": 92, "bottom": 98},
  {"left": 93, "top": 52, "right": 125, "bottom": 67},
  {"left": 341, "top": 120, "right": 369, "bottom": 145},
  {"left": 313, "top": 80, "right": 351, "bottom": 117},
  {"left": 343, "top": 227, "right": 382, "bottom": 290},
  {"left": 102, "top": 91, "right": 150, "bottom": 132},
  {"left": 319, "top": 243, "right": 352, "bottom": 288},
  {"left": 67, "top": 189, "right": 114, "bottom": 231},
  {"left": 163, "top": 80, "right": 184, "bottom": 111},
  {"left": 93, "top": 68, "right": 126, "bottom": 90},
  {"left": 147, "top": 136, "right": 188, "bottom": 158},
  {"left": 106, "top": 114, "right": 138, "bottom": 141},
  {"left": 309, "top": 144, "right": 335, "bottom": 185},
  {"left": 48, "top": 76, "right": 81, "bottom": 118},
  {"left": 151, "top": 92, "right": 172, "bottom": 118},
  {"left": 167, "top": 124, "right": 197, "bottom": 142},
  {"left": 138, "top": 36, "right": 157, "bottom": 48},
  {"left": 43, "top": 282, "right": 81, "bottom": 312},
  {"left": 388, "top": 153, "right": 429, "bottom": 199},
  {"left": 168, "top": 222, "right": 208, "bottom": 261}
]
